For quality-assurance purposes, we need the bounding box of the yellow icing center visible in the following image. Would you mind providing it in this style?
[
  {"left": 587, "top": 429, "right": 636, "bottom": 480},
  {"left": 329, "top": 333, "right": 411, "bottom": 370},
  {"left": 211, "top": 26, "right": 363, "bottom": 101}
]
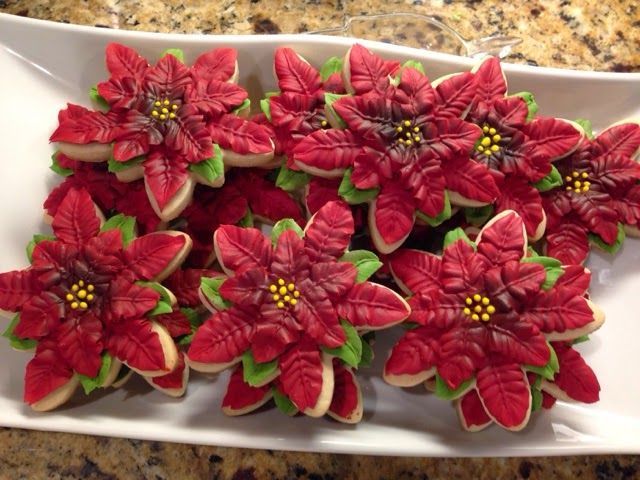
[
  {"left": 395, "top": 119, "right": 422, "bottom": 146},
  {"left": 268, "top": 278, "right": 300, "bottom": 309},
  {"left": 66, "top": 280, "right": 95, "bottom": 310},
  {"left": 151, "top": 98, "right": 179, "bottom": 121},
  {"left": 564, "top": 170, "right": 591, "bottom": 193},
  {"left": 463, "top": 294, "right": 495, "bottom": 322},
  {"left": 476, "top": 124, "right": 502, "bottom": 156}
]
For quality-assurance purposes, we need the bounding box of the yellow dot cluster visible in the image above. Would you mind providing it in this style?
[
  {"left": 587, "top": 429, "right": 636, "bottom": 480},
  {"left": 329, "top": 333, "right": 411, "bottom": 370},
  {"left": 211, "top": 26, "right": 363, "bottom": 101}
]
[
  {"left": 463, "top": 293, "right": 495, "bottom": 322},
  {"left": 320, "top": 119, "right": 328, "bottom": 128},
  {"left": 151, "top": 98, "right": 179, "bottom": 121},
  {"left": 395, "top": 119, "right": 422, "bottom": 146},
  {"left": 268, "top": 278, "right": 300, "bottom": 309},
  {"left": 66, "top": 280, "right": 95, "bottom": 310},
  {"left": 564, "top": 170, "right": 591, "bottom": 193},
  {"left": 476, "top": 125, "right": 501, "bottom": 156}
]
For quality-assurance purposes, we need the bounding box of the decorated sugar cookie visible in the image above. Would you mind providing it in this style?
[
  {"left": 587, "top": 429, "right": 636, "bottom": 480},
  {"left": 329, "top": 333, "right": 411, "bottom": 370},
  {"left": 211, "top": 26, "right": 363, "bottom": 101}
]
[
  {"left": 385, "top": 210, "right": 604, "bottom": 431},
  {"left": 292, "top": 44, "right": 500, "bottom": 253},
  {"left": 541, "top": 119, "right": 640, "bottom": 264},
  {"left": 464, "top": 56, "right": 585, "bottom": 240},
  {"left": 49, "top": 44, "right": 275, "bottom": 222},
  {"left": 0, "top": 188, "right": 192, "bottom": 411},
  {"left": 187, "top": 201, "right": 410, "bottom": 421}
]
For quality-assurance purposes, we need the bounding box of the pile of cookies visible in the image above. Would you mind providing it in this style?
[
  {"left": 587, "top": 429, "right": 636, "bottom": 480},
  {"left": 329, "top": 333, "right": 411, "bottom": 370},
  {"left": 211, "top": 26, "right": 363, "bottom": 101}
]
[{"left": 1, "top": 43, "right": 639, "bottom": 431}]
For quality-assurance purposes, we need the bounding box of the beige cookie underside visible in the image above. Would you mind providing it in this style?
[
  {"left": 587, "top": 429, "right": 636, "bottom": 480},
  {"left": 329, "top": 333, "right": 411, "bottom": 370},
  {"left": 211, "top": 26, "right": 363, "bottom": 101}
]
[
  {"left": 30, "top": 376, "right": 80, "bottom": 412},
  {"left": 222, "top": 389, "right": 274, "bottom": 417},
  {"left": 326, "top": 366, "right": 363, "bottom": 424},
  {"left": 144, "top": 362, "right": 190, "bottom": 398}
]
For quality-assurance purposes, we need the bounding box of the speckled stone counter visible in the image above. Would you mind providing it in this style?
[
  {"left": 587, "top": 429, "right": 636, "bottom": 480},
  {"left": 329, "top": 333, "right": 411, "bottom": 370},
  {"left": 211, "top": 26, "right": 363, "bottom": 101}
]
[{"left": 0, "top": 1, "right": 639, "bottom": 479}]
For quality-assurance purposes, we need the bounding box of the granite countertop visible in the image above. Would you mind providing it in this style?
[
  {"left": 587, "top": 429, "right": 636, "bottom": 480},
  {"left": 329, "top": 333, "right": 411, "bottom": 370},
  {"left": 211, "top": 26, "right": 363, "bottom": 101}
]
[{"left": 0, "top": 1, "right": 639, "bottom": 479}]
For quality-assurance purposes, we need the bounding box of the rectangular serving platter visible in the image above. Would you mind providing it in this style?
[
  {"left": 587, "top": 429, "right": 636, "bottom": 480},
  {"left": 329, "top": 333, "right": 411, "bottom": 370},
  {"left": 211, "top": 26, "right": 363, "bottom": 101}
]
[{"left": 1, "top": 13, "right": 640, "bottom": 457}]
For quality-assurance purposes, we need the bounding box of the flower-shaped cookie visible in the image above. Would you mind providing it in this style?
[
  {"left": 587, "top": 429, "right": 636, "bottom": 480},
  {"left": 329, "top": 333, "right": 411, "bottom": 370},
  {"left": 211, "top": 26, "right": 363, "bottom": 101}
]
[
  {"left": 50, "top": 44, "right": 274, "bottom": 221},
  {"left": 187, "top": 201, "right": 410, "bottom": 420},
  {"left": 385, "top": 210, "right": 604, "bottom": 431},
  {"left": 293, "top": 44, "right": 499, "bottom": 253},
  {"left": 542, "top": 120, "right": 640, "bottom": 264},
  {"left": 0, "top": 188, "right": 192, "bottom": 410}
]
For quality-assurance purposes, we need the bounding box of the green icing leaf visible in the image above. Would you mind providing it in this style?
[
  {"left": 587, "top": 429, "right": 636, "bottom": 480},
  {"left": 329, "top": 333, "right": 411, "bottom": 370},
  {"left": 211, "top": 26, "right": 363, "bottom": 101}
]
[
  {"left": 319, "top": 56, "right": 343, "bottom": 81},
  {"left": 135, "top": 281, "right": 173, "bottom": 316},
  {"left": 272, "top": 387, "right": 298, "bottom": 415},
  {"left": 416, "top": 191, "right": 452, "bottom": 227},
  {"left": 161, "top": 48, "right": 185, "bottom": 63},
  {"left": 533, "top": 165, "right": 563, "bottom": 192},
  {"left": 238, "top": 208, "right": 254, "bottom": 227},
  {"left": 589, "top": 223, "right": 625, "bottom": 254},
  {"left": 108, "top": 154, "right": 144, "bottom": 173},
  {"left": 2, "top": 314, "right": 37, "bottom": 350},
  {"left": 176, "top": 307, "right": 202, "bottom": 346},
  {"left": 77, "top": 353, "right": 112, "bottom": 395},
  {"left": 359, "top": 336, "right": 374, "bottom": 368},
  {"left": 338, "top": 168, "right": 379, "bottom": 204},
  {"left": 524, "top": 342, "right": 559, "bottom": 381},
  {"left": 189, "top": 144, "right": 223, "bottom": 183},
  {"left": 572, "top": 334, "right": 590, "bottom": 345},
  {"left": 88, "top": 85, "right": 109, "bottom": 110},
  {"left": 271, "top": 218, "right": 304, "bottom": 246},
  {"left": 531, "top": 386, "right": 543, "bottom": 412},
  {"left": 232, "top": 98, "right": 251, "bottom": 115},
  {"left": 339, "top": 249, "right": 382, "bottom": 283},
  {"left": 521, "top": 256, "right": 563, "bottom": 290},
  {"left": 50, "top": 152, "right": 74, "bottom": 177},
  {"left": 200, "top": 276, "right": 231, "bottom": 310},
  {"left": 434, "top": 373, "right": 473, "bottom": 400},
  {"left": 276, "top": 166, "right": 310, "bottom": 192},
  {"left": 400, "top": 59, "right": 426, "bottom": 75},
  {"left": 324, "top": 92, "right": 348, "bottom": 128},
  {"left": 402, "top": 322, "right": 421, "bottom": 330},
  {"left": 511, "top": 91, "right": 538, "bottom": 121},
  {"left": 575, "top": 118, "right": 594, "bottom": 139},
  {"left": 527, "top": 246, "right": 540, "bottom": 258},
  {"left": 259, "top": 91, "right": 279, "bottom": 122},
  {"left": 100, "top": 213, "right": 136, "bottom": 245},
  {"left": 443, "top": 227, "right": 475, "bottom": 250},
  {"left": 242, "top": 350, "right": 278, "bottom": 387},
  {"left": 26, "top": 234, "right": 56, "bottom": 262},
  {"left": 464, "top": 204, "right": 494, "bottom": 226},
  {"left": 322, "top": 319, "right": 362, "bottom": 368}
]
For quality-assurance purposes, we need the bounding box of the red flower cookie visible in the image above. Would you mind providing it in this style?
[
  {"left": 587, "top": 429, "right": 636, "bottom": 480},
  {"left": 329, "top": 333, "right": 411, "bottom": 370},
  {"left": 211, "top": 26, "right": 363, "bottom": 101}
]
[
  {"left": 49, "top": 44, "right": 274, "bottom": 221},
  {"left": 385, "top": 210, "right": 604, "bottom": 431},
  {"left": 0, "top": 188, "right": 192, "bottom": 411},
  {"left": 187, "top": 201, "right": 409, "bottom": 420}
]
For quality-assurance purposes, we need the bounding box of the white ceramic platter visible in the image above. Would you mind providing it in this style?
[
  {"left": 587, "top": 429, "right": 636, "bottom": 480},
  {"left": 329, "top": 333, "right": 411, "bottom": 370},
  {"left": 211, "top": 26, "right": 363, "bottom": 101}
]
[{"left": 1, "top": 14, "right": 640, "bottom": 457}]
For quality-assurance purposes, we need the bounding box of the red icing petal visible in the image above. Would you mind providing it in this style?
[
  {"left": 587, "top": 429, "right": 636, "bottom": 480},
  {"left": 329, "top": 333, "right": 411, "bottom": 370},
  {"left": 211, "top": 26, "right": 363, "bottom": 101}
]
[
  {"left": 521, "top": 287, "right": 595, "bottom": 335},
  {"left": 483, "top": 261, "right": 546, "bottom": 305},
  {"left": 555, "top": 265, "right": 591, "bottom": 295},
  {"left": 192, "top": 48, "right": 238, "bottom": 82},
  {"left": 124, "top": 232, "right": 186, "bottom": 280},
  {"left": 209, "top": 114, "right": 273, "bottom": 155},
  {"left": 50, "top": 104, "right": 119, "bottom": 144},
  {"left": 594, "top": 122, "right": 640, "bottom": 158},
  {"left": 310, "top": 261, "right": 357, "bottom": 298},
  {"left": 278, "top": 338, "right": 325, "bottom": 411},
  {"left": 143, "top": 149, "right": 191, "bottom": 211},
  {"left": 304, "top": 200, "right": 354, "bottom": 261},
  {"left": 329, "top": 361, "right": 360, "bottom": 421},
  {"left": 401, "top": 153, "right": 445, "bottom": 218},
  {"left": 185, "top": 79, "right": 248, "bottom": 117},
  {"left": 438, "top": 324, "right": 487, "bottom": 389},
  {"left": 591, "top": 154, "right": 640, "bottom": 191},
  {"left": 97, "top": 76, "right": 141, "bottom": 110},
  {"left": 24, "top": 346, "right": 75, "bottom": 405},
  {"left": 337, "top": 282, "right": 409, "bottom": 329},
  {"left": 270, "top": 229, "right": 307, "bottom": 278},
  {"left": 109, "top": 278, "right": 161, "bottom": 320},
  {"left": 476, "top": 211, "right": 527, "bottom": 265},
  {"left": 542, "top": 390, "right": 557, "bottom": 409},
  {"left": 293, "top": 129, "right": 361, "bottom": 174},
  {"left": 222, "top": 364, "right": 271, "bottom": 412},
  {"left": 492, "top": 96, "right": 529, "bottom": 130},
  {"left": 274, "top": 47, "right": 323, "bottom": 95},
  {"left": 164, "top": 106, "right": 214, "bottom": 162},
  {"left": 570, "top": 192, "right": 620, "bottom": 244},
  {"left": 54, "top": 313, "right": 104, "bottom": 377},
  {"left": 187, "top": 307, "right": 254, "bottom": 364},
  {"left": 107, "top": 318, "right": 168, "bottom": 372},
  {"left": 473, "top": 56, "right": 507, "bottom": 104},
  {"left": 476, "top": 361, "right": 531, "bottom": 429},
  {"left": 219, "top": 268, "right": 268, "bottom": 305},
  {"left": 393, "top": 67, "right": 436, "bottom": 118},
  {"left": 458, "top": 389, "right": 493, "bottom": 430},
  {"left": 153, "top": 310, "right": 192, "bottom": 338},
  {"left": 238, "top": 171, "right": 304, "bottom": 225},
  {"left": 104, "top": 43, "right": 148, "bottom": 79},
  {"left": 151, "top": 352, "right": 187, "bottom": 390},
  {"left": 440, "top": 241, "right": 488, "bottom": 294},
  {"left": 524, "top": 117, "right": 583, "bottom": 160},
  {"left": 214, "top": 225, "right": 272, "bottom": 273},
  {"left": 51, "top": 188, "right": 101, "bottom": 247},
  {"left": 0, "top": 269, "right": 42, "bottom": 311},
  {"left": 163, "top": 269, "right": 221, "bottom": 307},
  {"left": 441, "top": 154, "right": 499, "bottom": 204},
  {"left": 346, "top": 44, "right": 398, "bottom": 95},
  {"left": 384, "top": 327, "right": 439, "bottom": 376},
  {"left": 494, "top": 177, "right": 545, "bottom": 237},
  {"left": 145, "top": 53, "right": 192, "bottom": 99},
  {"left": 372, "top": 184, "right": 415, "bottom": 245},
  {"left": 252, "top": 305, "right": 301, "bottom": 363},
  {"left": 486, "top": 319, "right": 550, "bottom": 366},
  {"left": 296, "top": 289, "right": 344, "bottom": 348},
  {"left": 14, "top": 292, "right": 63, "bottom": 339},
  {"left": 306, "top": 178, "right": 342, "bottom": 215},
  {"left": 550, "top": 343, "right": 600, "bottom": 403},
  {"left": 434, "top": 71, "right": 476, "bottom": 119},
  {"left": 545, "top": 221, "right": 590, "bottom": 265}
]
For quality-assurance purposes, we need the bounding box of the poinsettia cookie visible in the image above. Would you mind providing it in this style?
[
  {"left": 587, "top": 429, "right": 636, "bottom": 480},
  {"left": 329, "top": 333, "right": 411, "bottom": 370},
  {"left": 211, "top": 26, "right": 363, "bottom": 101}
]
[
  {"left": 0, "top": 188, "right": 192, "bottom": 411},
  {"left": 541, "top": 119, "right": 640, "bottom": 264},
  {"left": 187, "top": 201, "right": 410, "bottom": 421},
  {"left": 49, "top": 44, "right": 275, "bottom": 222},
  {"left": 385, "top": 210, "right": 604, "bottom": 431},
  {"left": 292, "top": 44, "right": 499, "bottom": 253}
]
